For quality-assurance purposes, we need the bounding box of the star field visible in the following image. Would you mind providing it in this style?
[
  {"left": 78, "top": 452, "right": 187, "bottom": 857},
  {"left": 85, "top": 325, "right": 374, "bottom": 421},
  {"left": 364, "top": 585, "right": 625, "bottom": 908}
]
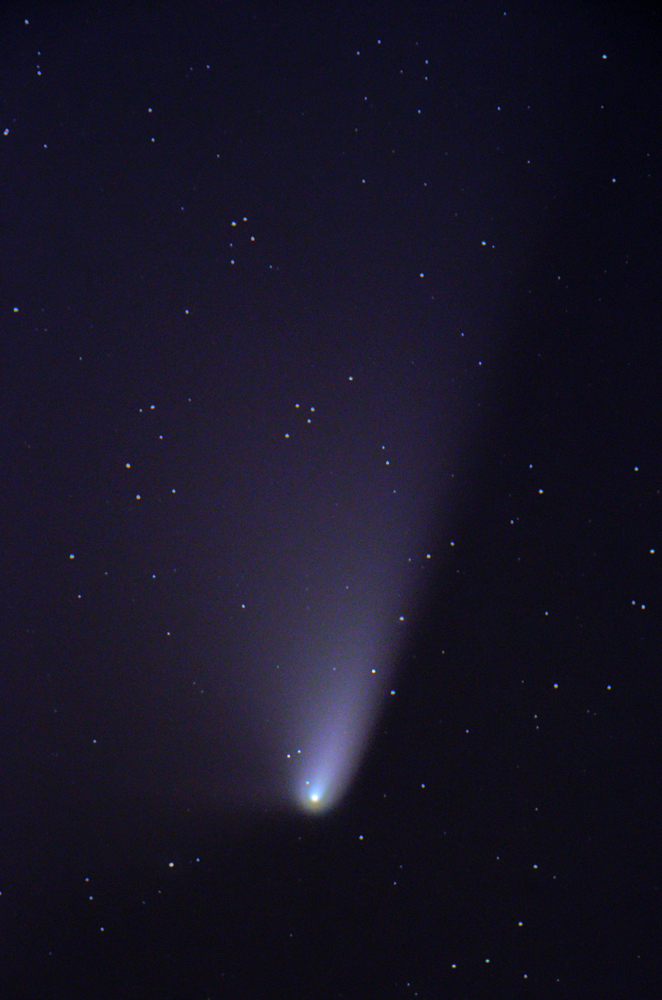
[{"left": 2, "top": 2, "right": 661, "bottom": 997}]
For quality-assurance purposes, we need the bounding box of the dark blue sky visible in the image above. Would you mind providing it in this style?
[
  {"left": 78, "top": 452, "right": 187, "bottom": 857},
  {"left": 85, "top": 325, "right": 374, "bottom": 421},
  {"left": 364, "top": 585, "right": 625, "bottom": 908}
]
[{"left": 2, "top": 1, "right": 661, "bottom": 996}]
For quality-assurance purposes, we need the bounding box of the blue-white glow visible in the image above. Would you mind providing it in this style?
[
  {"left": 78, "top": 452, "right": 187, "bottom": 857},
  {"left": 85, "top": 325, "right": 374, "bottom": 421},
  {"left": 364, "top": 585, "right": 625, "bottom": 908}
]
[
  {"left": 199, "top": 334, "right": 465, "bottom": 818},
  {"left": 289, "top": 670, "right": 380, "bottom": 814}
]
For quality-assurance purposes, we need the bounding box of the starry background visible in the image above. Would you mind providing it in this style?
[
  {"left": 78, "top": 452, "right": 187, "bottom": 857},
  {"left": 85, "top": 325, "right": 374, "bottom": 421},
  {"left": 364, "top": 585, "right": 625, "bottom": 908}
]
[{"left": 1, "top": 1, "right": 661, "bottom": 997}]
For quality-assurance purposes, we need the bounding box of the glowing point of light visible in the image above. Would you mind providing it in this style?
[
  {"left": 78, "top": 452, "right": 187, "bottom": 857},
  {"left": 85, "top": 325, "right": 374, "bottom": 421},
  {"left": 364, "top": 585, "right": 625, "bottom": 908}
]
[{"left": 298, "top": 779, "right": 329, "bottom": 813}]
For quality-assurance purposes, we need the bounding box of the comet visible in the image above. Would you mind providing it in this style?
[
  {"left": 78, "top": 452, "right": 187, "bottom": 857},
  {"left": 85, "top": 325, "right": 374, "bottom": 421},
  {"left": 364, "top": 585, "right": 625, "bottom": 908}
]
[{"left": 289, "top": 670, "right": 379, "bottom": 815}]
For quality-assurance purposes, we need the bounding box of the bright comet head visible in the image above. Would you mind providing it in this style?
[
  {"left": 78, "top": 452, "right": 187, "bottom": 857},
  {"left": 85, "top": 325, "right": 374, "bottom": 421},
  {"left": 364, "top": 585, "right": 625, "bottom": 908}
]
[{"left": 297, "top": 779, "right": 330, "bottom": 813}]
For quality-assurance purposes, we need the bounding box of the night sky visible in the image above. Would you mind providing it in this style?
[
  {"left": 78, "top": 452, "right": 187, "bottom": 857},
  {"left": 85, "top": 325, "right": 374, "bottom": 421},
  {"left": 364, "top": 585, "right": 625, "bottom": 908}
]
[{"left": 2, "top": 1, "right": 661, "bottom": 997}]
